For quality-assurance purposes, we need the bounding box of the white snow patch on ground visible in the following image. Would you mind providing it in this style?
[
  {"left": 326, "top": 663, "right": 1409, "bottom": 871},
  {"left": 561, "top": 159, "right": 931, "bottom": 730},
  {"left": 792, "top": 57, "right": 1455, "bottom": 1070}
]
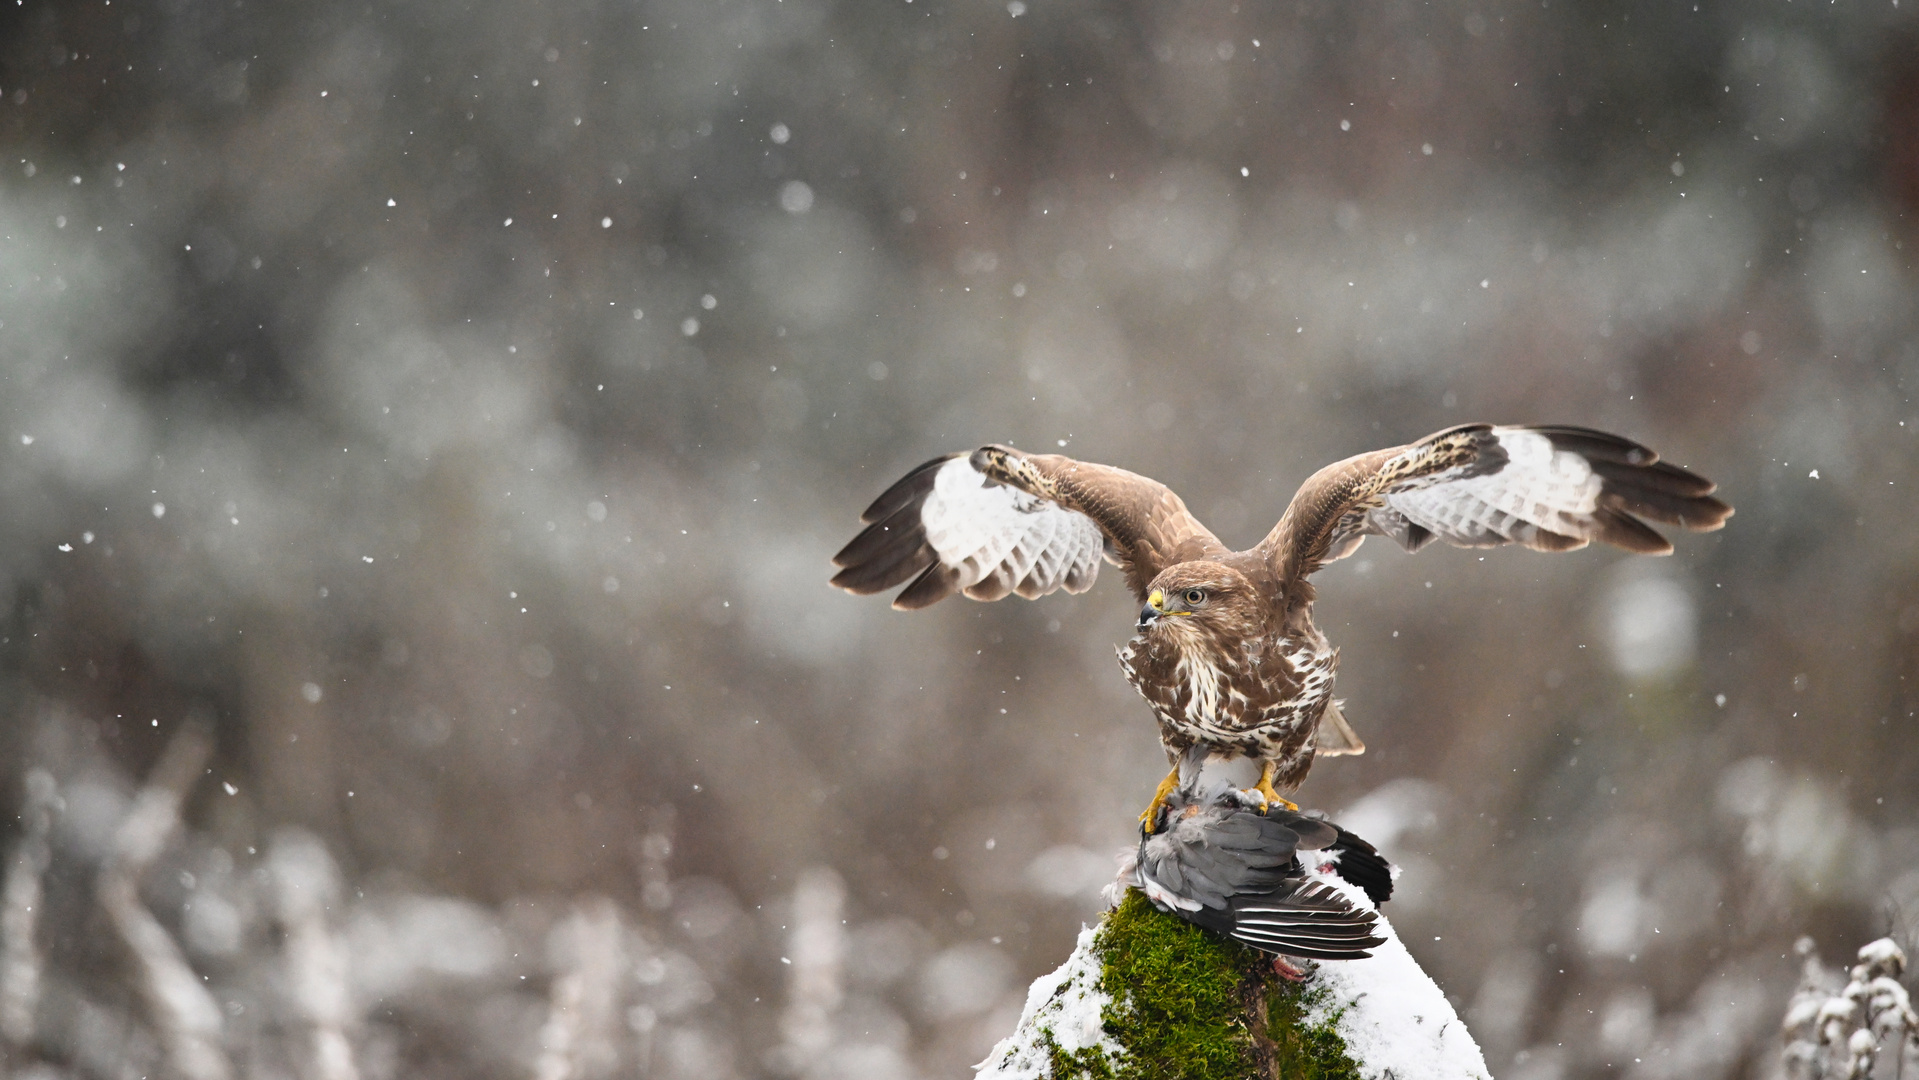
[
  {"left": 1301, "top": 860, "right": 1490, "bottom": 1080},
  {"left": 974, "top": 924, "right": 1120, "bottom": 1078}
]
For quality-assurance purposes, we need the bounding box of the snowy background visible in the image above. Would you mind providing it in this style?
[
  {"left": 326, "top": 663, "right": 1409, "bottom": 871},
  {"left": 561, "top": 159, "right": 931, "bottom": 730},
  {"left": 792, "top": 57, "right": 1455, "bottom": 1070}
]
[{"left": 1, "top": 1, "right": 1917, "bottom": 1078}]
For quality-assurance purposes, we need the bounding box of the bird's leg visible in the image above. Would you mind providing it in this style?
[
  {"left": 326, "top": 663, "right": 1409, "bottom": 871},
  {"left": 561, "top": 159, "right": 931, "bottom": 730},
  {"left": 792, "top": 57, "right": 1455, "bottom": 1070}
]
[
  {"left": 1270, "top": 956, "right": 1309, "bottom": 982},
  {"left": 1138, "top": 765, "right": 1181, "bottom": 834},
  {"left": 1250, "top": 760, "right": 1299, "bottom": 813}
]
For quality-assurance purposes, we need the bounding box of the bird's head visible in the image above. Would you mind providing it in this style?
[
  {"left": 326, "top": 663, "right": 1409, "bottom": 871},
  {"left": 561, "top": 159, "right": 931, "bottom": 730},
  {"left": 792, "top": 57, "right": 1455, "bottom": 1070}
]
[{"left": 1135, "top": 563, "right": 1260, "bottom": 644}]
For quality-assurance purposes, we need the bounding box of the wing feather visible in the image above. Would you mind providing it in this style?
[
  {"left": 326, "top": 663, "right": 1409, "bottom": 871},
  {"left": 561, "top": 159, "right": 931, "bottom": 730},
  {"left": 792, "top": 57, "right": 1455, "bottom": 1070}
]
[
  {"left": 1586, "top": 507, "right": 1671, "bottom": 554},
  {"left": 1588, "top": 457, "right": 1717, "bottom": 497},
  {"left": 855, "top": 453, "right": 953, "bottom": 522},
  {"left": 1314, "top": 698, "right": 1366, "bottom": 757},
  {"left": 827, "top": 502, "right": 942, "bottom": 593},
  {"left": 1261, "top": 423, "right": 1732, "bottom": 580},
  {"left": 1225, "top": 880, "right": 1384, "bottom": 958},
  {"left": 892, "top": 562, "right": 962, "bottom": 611},
  {"left": 1324, "top": 826, "right": 1395, "bottom": 907},
  {"left": 833, "top": 455, "right": 1107, "bottom": 610},
  {"left": 833, "top": 446, "right": 1218, "bottom": 608},
  {"left": 1518, "top": 424, "right": 1660, "bottom": 465}
]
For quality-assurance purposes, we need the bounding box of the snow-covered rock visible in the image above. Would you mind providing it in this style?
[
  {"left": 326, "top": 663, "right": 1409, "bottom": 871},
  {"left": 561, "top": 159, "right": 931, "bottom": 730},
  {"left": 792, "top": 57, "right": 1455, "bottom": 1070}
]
[
  {"left": 976, "top": 925, "right": 1119, "bottom": 1079},
  {"left": 1298, "top": 860, "right": 1488, "bottom": 1080},
  {"left": 978, "top": 860, "right": 1487, "bottom": 1080}
]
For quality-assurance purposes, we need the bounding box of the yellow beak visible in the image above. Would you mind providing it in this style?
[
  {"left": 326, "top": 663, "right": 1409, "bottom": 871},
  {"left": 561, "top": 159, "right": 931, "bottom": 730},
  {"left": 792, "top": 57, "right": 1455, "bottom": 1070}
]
[{"left": 1139, "top": 590, "right": 1173, "bottom": 630}]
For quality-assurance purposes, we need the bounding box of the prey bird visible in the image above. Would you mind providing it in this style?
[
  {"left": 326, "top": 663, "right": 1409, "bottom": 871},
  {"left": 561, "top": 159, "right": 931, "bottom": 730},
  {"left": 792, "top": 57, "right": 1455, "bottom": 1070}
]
[
  {"left": 1116, "top": 748, "right": 1391, "bottom": 973},
  {"left": 831, "top": 424, "right": 1731, "bottom": 824}
]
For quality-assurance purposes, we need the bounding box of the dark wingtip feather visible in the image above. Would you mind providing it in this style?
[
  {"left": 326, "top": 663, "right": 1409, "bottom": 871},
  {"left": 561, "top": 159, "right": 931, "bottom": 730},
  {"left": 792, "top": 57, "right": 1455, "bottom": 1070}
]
[
  {"left": 829, "top": 539, "right": 936, "bottom": 594},
  {"left": 832, "top": 501, "right": 920, "bottom": 567},
  {"left": 1695, "top": 498, "right": 1734, "bottom": 530},
  {"left": 1532, "top": 425, "right": 1661, "bottom": 466},
  {"left": 892, "top": 562, "right": 960, "bottom": 610},
  {"left": 1531, "top": 427, "right": 1734, "bottom": 545},
  {"left": 1588, "top": 458, "right": 1718, "bottom": 499},
  {"left": 1642, "top": 460, "right": 1719, "bottom": 497},
  {"left": 1654, "top": 487, "right": 1735, "bottom": 530},
  {"left": 1587, "top": 461, "right": 1734, "bottom": 536},
  {"left": 858, "top": 454, "right": 958, "bottom": 524},
  {"left": 834, "top": 454, "right": 962, "bottom": 602},
  {"left": 1589, "top": 507, "right": 1673, "bottom": 555},
  {"left": 1328, "top": 826, "right": 1394, "bottom": 906},
  {"left": 1514, "top": 524, "right": 1589, "bottom": 553},
  {"left": 963, "top": 571, "right": 1015, "bottom": 602}
]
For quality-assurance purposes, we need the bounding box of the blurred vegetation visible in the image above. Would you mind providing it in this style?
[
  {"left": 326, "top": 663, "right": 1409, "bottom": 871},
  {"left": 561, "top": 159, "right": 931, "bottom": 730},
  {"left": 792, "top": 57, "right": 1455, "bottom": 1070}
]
[{"left": 0, "top": 0, "right": 1914, "bottom": 1077}]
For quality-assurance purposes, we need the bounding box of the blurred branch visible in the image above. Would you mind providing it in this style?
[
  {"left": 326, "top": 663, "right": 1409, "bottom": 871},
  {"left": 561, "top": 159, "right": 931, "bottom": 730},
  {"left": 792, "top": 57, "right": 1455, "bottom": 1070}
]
[
  {"left": 771, "top": 866, "right": 845, "bottom": 1077},
  {"left": 534, "top": 897, "right": 627, "bottom": 1080},
  {"left": 267, "top": 828, "right": 361, "bottom": 1080},
  {"left": 97, "top": 725, "right": 233, "bottom": 1080},
  {"left": 1783, "top": 936, "right": 1918, "bottom": 1080},
  {"left": 1, "top": 768, "right": 58, "bottom": 1049}
]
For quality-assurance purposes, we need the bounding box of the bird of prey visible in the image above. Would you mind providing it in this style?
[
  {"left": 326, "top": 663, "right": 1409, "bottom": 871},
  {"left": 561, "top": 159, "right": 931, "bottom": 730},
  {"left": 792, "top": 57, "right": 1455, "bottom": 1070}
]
[
  {"left": 1116, "top": 749, "right": 1390, "bottom": 970},
  {"left": 830, "top": 423, "right": 1731, "bottom": 822}
]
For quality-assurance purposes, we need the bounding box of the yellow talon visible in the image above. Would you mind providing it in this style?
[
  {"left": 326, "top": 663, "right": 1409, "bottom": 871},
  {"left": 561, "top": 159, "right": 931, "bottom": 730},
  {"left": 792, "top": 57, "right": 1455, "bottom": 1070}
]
[
  {"left": 1252, "top": 761, "right": 1299, "bottom": 813},
  {"left": 1139, "top": 765, "right": 1181, "bottom": 834}
]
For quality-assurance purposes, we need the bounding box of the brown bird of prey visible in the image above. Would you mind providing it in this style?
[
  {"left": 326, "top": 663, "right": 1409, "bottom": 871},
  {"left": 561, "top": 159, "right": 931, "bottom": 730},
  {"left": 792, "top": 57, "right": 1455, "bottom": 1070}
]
[{"left": 830, "top": 424, "right": 1731, "bottom": 823}]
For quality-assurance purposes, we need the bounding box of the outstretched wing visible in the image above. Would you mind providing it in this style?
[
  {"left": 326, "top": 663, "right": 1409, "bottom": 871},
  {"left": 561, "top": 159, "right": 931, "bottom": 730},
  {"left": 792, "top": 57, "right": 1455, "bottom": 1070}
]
[
  {"left": 831, "top": 446, "right": 1224, "bottom": 609},
  {"left": 1259, "top": 423, "right": 1734, "bottom": 581},
  {"left": 1221, "top": 879, "right": 1386, "bottom": 960}
]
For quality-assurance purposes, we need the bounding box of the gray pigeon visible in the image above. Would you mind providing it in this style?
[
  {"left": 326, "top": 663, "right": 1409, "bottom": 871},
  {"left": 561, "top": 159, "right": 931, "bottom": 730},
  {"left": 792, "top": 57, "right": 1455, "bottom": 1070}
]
[{"left": 1129, "top": 750, "right": 1389, "bottom": 962}]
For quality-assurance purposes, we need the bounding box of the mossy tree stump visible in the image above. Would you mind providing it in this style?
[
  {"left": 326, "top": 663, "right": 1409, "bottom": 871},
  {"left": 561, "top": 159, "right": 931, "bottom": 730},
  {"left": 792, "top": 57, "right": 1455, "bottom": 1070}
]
[{"left": 980, "top": 891, "right": 1488, "bottom": 1080}]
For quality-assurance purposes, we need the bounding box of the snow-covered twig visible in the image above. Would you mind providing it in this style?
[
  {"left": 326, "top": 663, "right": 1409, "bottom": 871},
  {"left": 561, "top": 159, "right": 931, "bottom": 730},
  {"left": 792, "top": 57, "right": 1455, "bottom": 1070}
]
[
  {"left": 1, "top": 768, "right": 58, "bottom": 1048},
  {"left": 770, "top": 866, "right": 846, "bottom": 1076},
  {"left": 781, "top": 867, "right": 846, "bottom": 1060},
  {"left": 268, "top": 828, "right": 361, "bottom": 1080},
  {"left": 1783, "top": 935, "right": 1917, "bottom": 1080},
  {"left": 534, "top": 896, "right": 628, "bottom": 1080},
  {"left": 97, "top": 725, "right": 233, "bottom": 1080}
]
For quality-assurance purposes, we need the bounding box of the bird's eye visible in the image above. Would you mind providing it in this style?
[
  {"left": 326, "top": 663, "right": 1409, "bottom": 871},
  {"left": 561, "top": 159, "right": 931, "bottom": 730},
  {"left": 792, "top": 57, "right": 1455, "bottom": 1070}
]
[{"left": 1183, "top": 588, "right": 1205, "bottom": 605}]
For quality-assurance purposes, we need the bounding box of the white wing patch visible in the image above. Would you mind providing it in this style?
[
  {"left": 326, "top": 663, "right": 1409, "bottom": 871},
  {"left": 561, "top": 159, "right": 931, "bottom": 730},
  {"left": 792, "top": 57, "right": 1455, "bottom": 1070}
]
[
  {"left": 1384, "top": 428, "right": 1605, "bottom": 548},
  {"left": 920, "top": 457, "right": 1104, "bottom": 601}
]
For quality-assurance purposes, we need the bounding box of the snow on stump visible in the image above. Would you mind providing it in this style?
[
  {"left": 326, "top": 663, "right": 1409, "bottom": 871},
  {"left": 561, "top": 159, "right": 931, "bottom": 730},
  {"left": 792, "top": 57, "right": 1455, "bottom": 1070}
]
[{"left": 979, "top": 882, "right": 1487, "bottom": 1080}]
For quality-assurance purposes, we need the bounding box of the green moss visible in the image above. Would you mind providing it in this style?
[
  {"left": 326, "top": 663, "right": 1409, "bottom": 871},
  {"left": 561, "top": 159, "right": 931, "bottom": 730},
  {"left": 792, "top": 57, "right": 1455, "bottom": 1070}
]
[
  {"left": 1266, "top": 979, "right": 1364, "bottom": 1080},
  {"left": 1041, "top": 1028, "right": 1119, "bottom": 1080},
  {"left": 1087, "top": 891, "right": 1263, "bottom": 1078},
  {"left": 1050, "top": 891, "right": 1363, "bottom": 1080}
]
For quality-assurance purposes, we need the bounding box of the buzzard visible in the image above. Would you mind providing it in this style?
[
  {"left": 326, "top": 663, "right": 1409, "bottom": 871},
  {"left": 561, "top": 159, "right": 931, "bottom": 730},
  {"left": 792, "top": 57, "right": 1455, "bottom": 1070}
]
[
  {"left": 830, "top": 424, "right": 1731, "bottom": 822},
  {"left": 1118, "top": 749, "right": 1391, "bottom": 969}
]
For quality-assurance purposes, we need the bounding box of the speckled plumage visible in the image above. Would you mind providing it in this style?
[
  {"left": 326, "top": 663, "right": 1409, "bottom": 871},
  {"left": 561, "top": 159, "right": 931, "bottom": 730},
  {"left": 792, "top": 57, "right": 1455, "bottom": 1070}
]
[{"left": 1118, "top": 615, "right": 1338, "bottom": 792}]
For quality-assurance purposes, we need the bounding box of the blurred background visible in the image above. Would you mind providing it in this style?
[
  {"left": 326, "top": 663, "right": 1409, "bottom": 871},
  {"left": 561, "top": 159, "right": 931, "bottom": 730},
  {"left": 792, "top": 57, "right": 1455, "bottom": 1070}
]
[{"left": 0, "top": 0, "right": 1915, "bottom": 1077}]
